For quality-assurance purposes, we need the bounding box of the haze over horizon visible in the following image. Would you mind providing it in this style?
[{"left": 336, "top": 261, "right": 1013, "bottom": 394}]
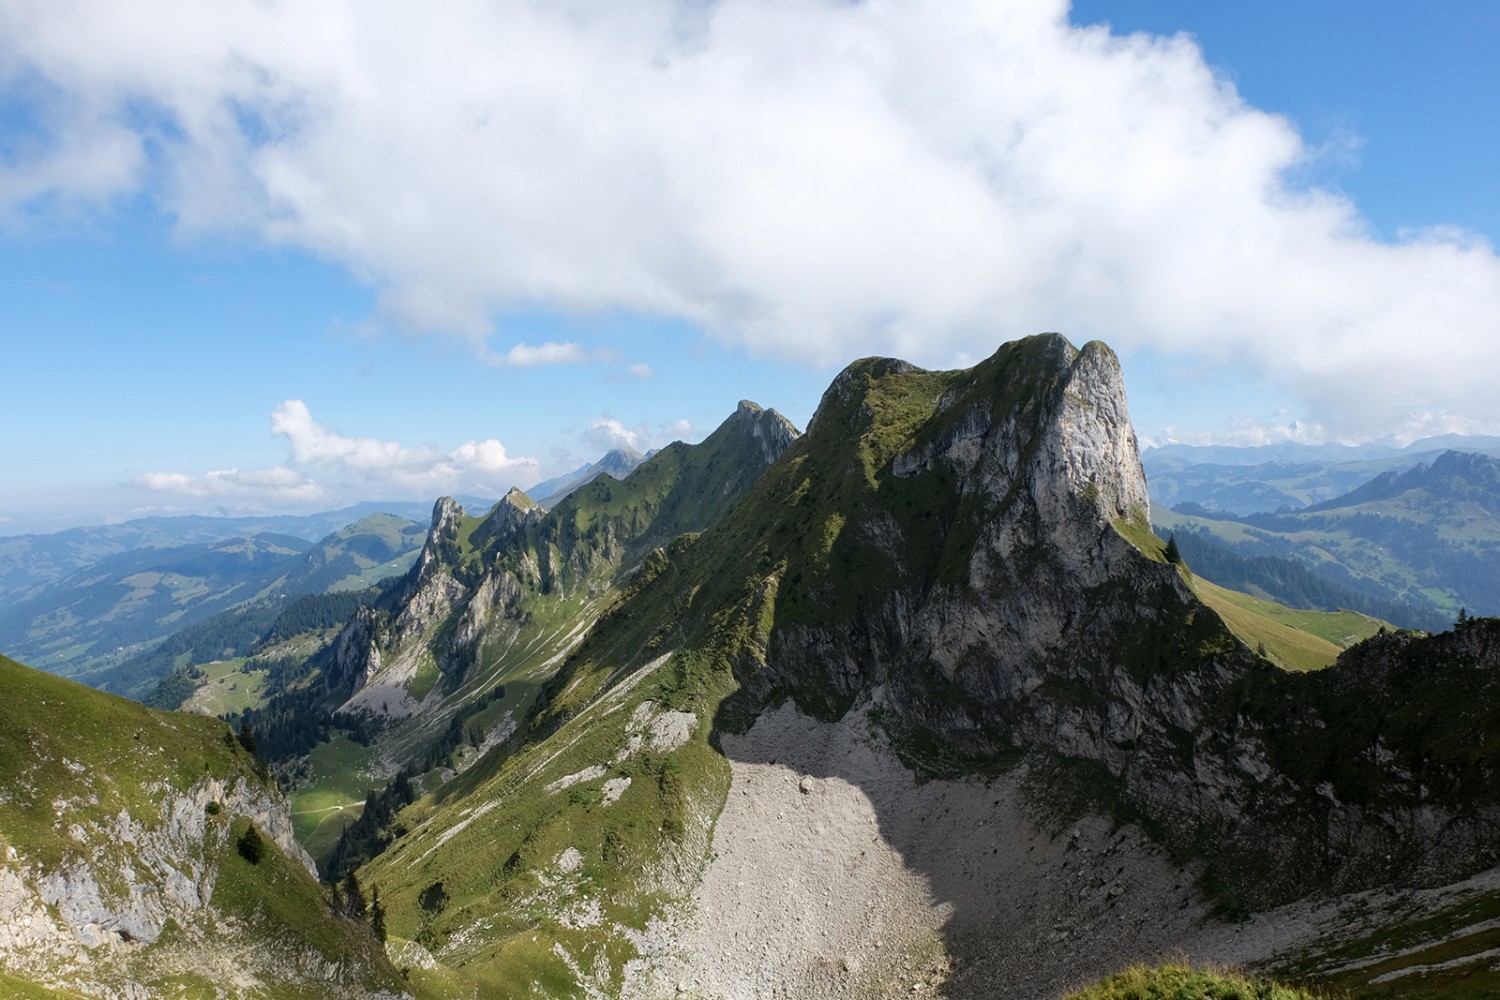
[{"left": 4, "top": 0, "right": 1498, "bottom": 534}]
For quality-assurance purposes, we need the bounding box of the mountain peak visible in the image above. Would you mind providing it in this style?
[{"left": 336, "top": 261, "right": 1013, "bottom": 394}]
[
  {"left": 500, "top": 485, "right": 539, "bottom": 510},
  {"left": 724, "top": 398, "right": 801, "bottom": 464}
]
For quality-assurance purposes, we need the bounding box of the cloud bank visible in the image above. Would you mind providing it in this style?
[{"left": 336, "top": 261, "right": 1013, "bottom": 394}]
[
  {"left": 5, "top": 0, "right": 1500, "bottom": 438},
  {"left": 136, "top": 401, "right": 539, "bottom": 506}
]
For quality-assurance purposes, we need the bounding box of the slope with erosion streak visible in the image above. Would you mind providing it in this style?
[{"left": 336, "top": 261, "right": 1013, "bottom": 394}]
[{"left": 272, "top": 401, "right": 798, "bottom": 874}]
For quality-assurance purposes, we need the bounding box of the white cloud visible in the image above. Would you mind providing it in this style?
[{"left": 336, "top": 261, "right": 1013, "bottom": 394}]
[
  {"left": 133, "top": 466, "right": 327, "bottom": 503},
  {"left": 482, "top": 341, "right": 611, "bottom": 368},
  {"left": 5, "top": 1, "right": 1500, "bottom": 437},
  {"left": 583, "top": 416, "right": 693, "bottom": 455},
  {"left": 137, "top": 400, "right": 540, "bottom": 505}
]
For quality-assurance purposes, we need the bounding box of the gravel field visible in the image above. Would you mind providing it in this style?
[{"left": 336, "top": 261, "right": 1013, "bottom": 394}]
[{"left": 626, "top": 698, "right": 1500, "bottom": 999}]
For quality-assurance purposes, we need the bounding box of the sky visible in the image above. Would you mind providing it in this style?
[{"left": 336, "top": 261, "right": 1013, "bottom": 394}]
[{"left": 2, "top": 0, "right": 1499, "bottom": 535}]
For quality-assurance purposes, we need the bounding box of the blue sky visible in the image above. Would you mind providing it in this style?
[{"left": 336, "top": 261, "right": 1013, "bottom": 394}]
[{"left": 2, "top": 0, "right": 1498, "bottom": 534}]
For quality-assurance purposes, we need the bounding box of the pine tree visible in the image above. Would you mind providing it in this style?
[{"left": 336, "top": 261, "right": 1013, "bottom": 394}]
[
  {"left": 1164, "top": 533, "right": 1182, "bottom": 565},
  {"left": 370, "top": 887, "right": 387, "bottom": 942},
  {"left": 236, "top": 722, "right": 258, "bottom": 756},
  {"left": 342, "top": 870, "right": 367, "bottom": 920}
]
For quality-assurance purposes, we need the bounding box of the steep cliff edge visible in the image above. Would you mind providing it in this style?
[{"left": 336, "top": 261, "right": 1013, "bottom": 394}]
[{"left": 0, "top": 653, "right": 405, "bottom": 999}]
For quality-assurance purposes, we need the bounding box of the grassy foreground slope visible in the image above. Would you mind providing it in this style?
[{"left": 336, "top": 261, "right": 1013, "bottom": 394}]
[{"left": 0, "top": 653, "right": 404, "bottom": 999}]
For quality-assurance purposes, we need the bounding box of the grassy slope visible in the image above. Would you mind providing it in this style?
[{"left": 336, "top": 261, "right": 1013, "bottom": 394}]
[
  {"left": 1065, "top": 964, "right": 1318, "bottom": 1000},
  {"left": 285, "top": 407, "right": 797, "bottom": 885},
  {"left": 1192, "top": 576, "right": 1388, "bottom": 672},
  {"left": 0, "top": 652, "right": 251, "bottom": 869},
  {"left": 177, "top": 656, "right": 270, "bottom": 715},
  {"left": 1280, "top": 885, "right": 1500, "bottom": 999},
  {"left": 0, "top": 653, "right": 404, "bottom": 997},
  {"left": 0, "top": 971, "right": 96, "bottom": 999}
]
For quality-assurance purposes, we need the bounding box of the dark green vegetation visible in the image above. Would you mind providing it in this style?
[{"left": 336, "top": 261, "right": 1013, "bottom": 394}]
[
  {"left": 1154, "top": 451, "right": 1500, "bottom": 625},
  {"left": 0, "top": 513, "right": 425, "bottom": 692},
  {"left": 138, "top": 587, "right": 387, "bottom": 710},
  {"left": 1063, "top": 964, "right": 1320, "bottom": 1000}
]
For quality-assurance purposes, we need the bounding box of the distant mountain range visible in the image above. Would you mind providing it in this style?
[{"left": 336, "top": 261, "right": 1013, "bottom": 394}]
[
  {"left": 1143, "top": 435, "right": 1500, "bottom": 515},
  {"left": 0, "top": 501, "right": 444, "bottom": 604},
  {"left": 1154, "top": 449, "right": 1500, "bottom": 626},
  {"left": 0, "top": 455, "right": 658, "bottom": 697},
  {"left": 0, "top": 512, "right": 428, "bottom": 685}
]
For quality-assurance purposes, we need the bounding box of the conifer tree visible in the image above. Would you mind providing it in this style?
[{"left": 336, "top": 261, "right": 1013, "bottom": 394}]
[
  {"left": 342, "top": 870, "right": 367, "bottom": 920},
  {"left": 370, "top": 886, "right": 387, "bottom": 942}
]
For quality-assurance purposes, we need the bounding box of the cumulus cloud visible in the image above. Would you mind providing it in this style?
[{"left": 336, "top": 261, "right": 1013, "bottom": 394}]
[
  {"left": 138, "top": 400, "right": 540, "bottom": 505},
  {"left": 5, "top": 1, "right": 1500, "bottom": 437},
  {"left": 584, "top": 416, "right": 694, "bottom": 455}
]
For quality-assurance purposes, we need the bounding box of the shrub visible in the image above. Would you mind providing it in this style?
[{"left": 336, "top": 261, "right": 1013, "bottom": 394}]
[{"left": 236, "top": 824, "right": 265, "bottom": 864}]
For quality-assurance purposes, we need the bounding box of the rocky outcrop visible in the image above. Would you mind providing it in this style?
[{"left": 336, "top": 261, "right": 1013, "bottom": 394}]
[
  {"left": 1, "top": 777, "right": 311, "bottom": 958},
  {"left": 0, "top": 772, "right": 407, "bottom": 999},
  {"left": 335, "top": 401, "right": 802, "bottom": 720},
  {"left": 732, "top": 399, "right": 801, "bottom": 466}
]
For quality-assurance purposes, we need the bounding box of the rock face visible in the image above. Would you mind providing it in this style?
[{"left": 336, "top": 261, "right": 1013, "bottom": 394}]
[
  {"left": 732, "top": 399, "right": 801, "bottom": 466},
  {"left": 717, "top": 336, "right": 1210, "bottom": 742},
  {"left": 0, "top": 777, "right": 310, "bottom": 961}
]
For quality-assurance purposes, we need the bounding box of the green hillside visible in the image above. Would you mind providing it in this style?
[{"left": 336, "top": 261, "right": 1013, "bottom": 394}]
[
  {"left": 0, "top": 653, "right": 404, "bottom": 998},
  {"left": 1064, "top": 964, "right": 1318, "bottom": 1000},
  {"left": 1191, "top": 575, "right": 1388, "bottom": 671}
]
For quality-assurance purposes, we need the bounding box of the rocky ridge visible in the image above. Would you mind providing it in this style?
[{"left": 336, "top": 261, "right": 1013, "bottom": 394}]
[{"left": 324, "top": 402, "right": 801, "bottom": 725}]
